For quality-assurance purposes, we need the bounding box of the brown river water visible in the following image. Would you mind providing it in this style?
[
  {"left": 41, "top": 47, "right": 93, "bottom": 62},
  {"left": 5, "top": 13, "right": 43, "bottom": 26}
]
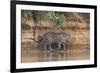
[{"left": 21, "top": 42, "right": 90, "bottom": 63}]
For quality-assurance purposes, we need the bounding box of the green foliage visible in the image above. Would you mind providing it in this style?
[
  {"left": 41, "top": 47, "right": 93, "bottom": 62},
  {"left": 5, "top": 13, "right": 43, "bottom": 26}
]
[
  {"left": 22, "top": 10, "right": 66, "bottom": 26},
  {"left": 38, "top": 11, "right": 66, "bottom": 26},
  {"left": 22, "top": 10, "right": 32, "bottom": 17}
]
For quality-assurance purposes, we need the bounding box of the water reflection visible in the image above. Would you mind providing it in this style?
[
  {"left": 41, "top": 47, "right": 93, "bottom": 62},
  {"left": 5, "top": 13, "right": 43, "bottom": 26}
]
[
  {"left": 22, "top": 45, "right": 90, "bottom": 63},
  {"left": 42, "top": 51, "right": 66, "bottom": 61}
]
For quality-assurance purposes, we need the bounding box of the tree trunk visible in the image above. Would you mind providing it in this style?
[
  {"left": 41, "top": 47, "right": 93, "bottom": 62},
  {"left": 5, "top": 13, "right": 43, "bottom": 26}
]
[{"left": 32, "top": 11, "right": 38, "bottom": 41}]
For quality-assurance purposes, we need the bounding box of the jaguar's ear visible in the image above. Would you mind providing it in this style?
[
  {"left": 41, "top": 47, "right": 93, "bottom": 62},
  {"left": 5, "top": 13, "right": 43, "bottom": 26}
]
[{"left": 38, "top": 35, "right": 42, "bottom": 41}]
